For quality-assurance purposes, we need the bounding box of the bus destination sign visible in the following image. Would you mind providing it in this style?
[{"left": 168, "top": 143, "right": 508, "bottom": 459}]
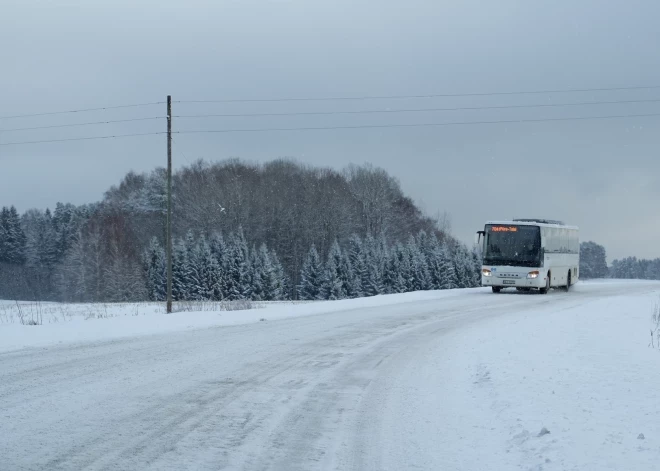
[{"left": 491, "top": 226, "right": 518, "bottom": 232}]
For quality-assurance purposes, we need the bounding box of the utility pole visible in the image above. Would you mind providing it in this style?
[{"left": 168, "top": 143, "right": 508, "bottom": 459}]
[{"left": 166, "top": 96, "right": 173, "bottom": 313}]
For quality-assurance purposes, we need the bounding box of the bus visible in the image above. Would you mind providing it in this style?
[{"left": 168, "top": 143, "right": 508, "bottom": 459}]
[{"left": 476, "top": 219, "right": 579, "bottom": 294}]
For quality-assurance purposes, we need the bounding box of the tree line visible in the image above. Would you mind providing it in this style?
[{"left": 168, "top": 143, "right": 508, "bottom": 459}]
[
  {"left": 297, "top": 232, "right": 480, "bottom": 300},
  {"left": 579, "top": 241, "right": 660, "bottom": 281},
  {"left": 142, "top": 229, "right": 481, "bottom": 302},
  {"left": 0, "top": 159, "right": 478, "bottom": 302},
  {"left": 609, "top": 257, "right": 660, "bottom": 280}
]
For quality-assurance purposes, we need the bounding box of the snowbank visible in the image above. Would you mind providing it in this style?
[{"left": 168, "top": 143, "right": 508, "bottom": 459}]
[{"left": 0, "top": 288, "right": 474, "bottom": 353}]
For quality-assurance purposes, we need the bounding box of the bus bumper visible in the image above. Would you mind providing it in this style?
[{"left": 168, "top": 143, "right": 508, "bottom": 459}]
[{"left": 481, "top": 275, "right": 546, "bottom": 289}]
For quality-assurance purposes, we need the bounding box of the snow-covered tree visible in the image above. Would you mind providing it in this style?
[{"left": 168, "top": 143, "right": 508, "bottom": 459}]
[
  {"left": 52, "top": 203, "right": 79, "bottom": 260},
  {"left": 453, "top": 245, "right": 474, "bottom": 289},
  {"left": 209, "top": 232, "right": 229, "bottom": 296},
  {"left": 190, "top": 235, "right": 222, "bottom": 301},
  {"left": 21, "top": 208, "right": 57, "bottom": 271},
  {"left": 144, "top": 237, "right": 167, "bottom": 301},
  {"left": 269, "top": 250, "right": 288, "bottom": 300},
  {"left": 225, "top": 229, "right": 252, "bottom": 300},
  {"left": 298, "top": 245, "right": 325, "bottom": 300},
  {"left": 345, "top": 234, "right": 366, "bottom": 297},
  {"left": 172, "top": 237, "right": 192, "bottom": 300},
  {"left": 579, "top": 241, "right": 608, "bottom": 279},
  {"left": 104, "top": 239, "right": 146, "bottom": 302},
  {"left": 471, "top": 247, "right": 482, "bottom": 287},
  {"left": 437, "top": 243, "right": 457, "bottom": 290},
  {"left": 407, "top": 235, "right": 430, "bottom": 291},
  {"left": 323, "top": 240, "right": 346, "bottom": 300},
  {"left": 250, "top": 245, "right": 267, "bottom": 301},
  {"left": 390, "top": 242, "right": 412, "bottom": 292},
  {"left": 362, "top": 234, "right": 386, "bottom": 296},
  {"left": 0, "top": 206, "right": 26, "bottom": 265}
]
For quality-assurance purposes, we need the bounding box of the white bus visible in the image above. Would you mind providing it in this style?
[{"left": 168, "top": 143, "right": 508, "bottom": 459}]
[{"left": 476, "top": 219, "right": 579, "bottom": 294}]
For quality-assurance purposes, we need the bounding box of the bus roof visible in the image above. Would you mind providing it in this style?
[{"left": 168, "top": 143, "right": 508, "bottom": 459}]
[{"left": 485, "top": 220, "right": 579, "bottom": 230}]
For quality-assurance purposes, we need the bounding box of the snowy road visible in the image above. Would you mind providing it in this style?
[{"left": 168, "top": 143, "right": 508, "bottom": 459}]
[{"left": 2, "top": 282, "right": 659, "bottom": 470}]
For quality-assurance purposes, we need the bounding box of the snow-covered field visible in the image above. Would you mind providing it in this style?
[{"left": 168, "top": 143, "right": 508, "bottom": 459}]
[{"left": 1, "top": 280, "right": 659, "bottom": 470}]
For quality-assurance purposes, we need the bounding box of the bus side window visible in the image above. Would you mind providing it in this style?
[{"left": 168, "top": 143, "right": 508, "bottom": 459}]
[
  {"left": 550, "top": 228, "right": 558, "bottom": 253},
  {"left": 570, "top": 231, "right": 578, "bottom": 253}
]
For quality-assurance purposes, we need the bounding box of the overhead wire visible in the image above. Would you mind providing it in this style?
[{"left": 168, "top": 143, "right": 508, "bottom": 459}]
[
  {"left": 175, "top": 112, "right": 660, "bottom": 134},
  {"left": 0, "top": 116, "right": 165, "bottom": 133},
  {"left": 175, "top": 85, "right": 660, "bottom": 104},
  {"left": 2, "top": 87, "right": 660, "bottom": 146},
  {"left": 173, "top": 97, "right": 660, "bottom": 119},
  {"left": 0, "top": 101, "right": 166, "bottom": 120},
  {"left": 0, "top": 132, "right": 166, "bottom": 146},
  {"left": 5, "top": 112, "right": 656, "bottom": 145}
]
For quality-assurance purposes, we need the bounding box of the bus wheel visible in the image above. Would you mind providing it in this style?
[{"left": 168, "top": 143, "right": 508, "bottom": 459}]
[
  {"left": 540, "top": 275, "right": 550, "bottom": 294},
  {"left": 565, "top": 271, "right": 572, "bottom": 292},
  {"left": 492, "top": 287, "right": 502, "bottom": 293}
]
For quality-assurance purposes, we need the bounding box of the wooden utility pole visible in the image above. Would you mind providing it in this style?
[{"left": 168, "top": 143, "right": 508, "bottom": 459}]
[{"left": 166, "top": 96, "right": 173, "bottom": 313}]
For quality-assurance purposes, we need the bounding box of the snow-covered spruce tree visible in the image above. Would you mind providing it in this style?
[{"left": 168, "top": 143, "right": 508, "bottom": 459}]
[
  {"left": 579, "top": 241, "right": 608, "bottom": 279},
  {"left": 416, "top": 230, "right": 431, "bottom": 261},
  {"left": 181, "top": 230, "right": 204, "bottom": 301},
  {"left": 24, "top": 208, "right": 58, "bottom": 271},
  {"left": 346, "top": 234, "right": 366, "bottom": 298},
  {"left": 0, "top": 208, "right": 7, "bottom": 262},
  {"left": 250, "top": 245, "right": 267, "bottom": 301},
  {"left": 143, "top": 237, "right": 167, "bottom": 301},
  {"left": 407, "top": 235, "right": 431, "bottom": 292},
  {"left": 391, "top": 242, "right": 412, "bottom": 293},
  {"left": 269, "top": 249, "right": 288, "bottom": 300},
  {"left": 224, "top": 229, "right": 252, "bottom": 300},
  {"left": 52, "top": 203, "right": 80, "bottom": 261},
  {"left": 191, "top": 235, "right": 222, "bottom": 301},
  {"left": 362, "top": 233, "right": 387, "bottom": 297},
  {"left": 298, "top": 245, "right": 325, "bottom": 300},
  {"left": 0, "top": 206, "right": 27, "bottom": 265},
  {"left": 252, "top": 244, "right": 272, "bottom": 301},
  {"left": 323, "top": 240, "right": 346, "bottom": 300},
  {"left": 209, "top": 232, "right": 229, "bottom": 297},
  {"left": 438, "top": 242, "right": 458, "bottom": 290},
  {"left": 427, "top": 239, "right": 445, "bottom": 289},
  {"left": 471, "top": 247, "right": 482, "bottom": 287},
  {"left": 382, "top": 247, "right": 398, "bottom": 294},
  {"left": 453, "top": 245, "right": 474, "bottom": 289},
  {"left": 172, "top": 236, "right": 192, "bottom": 301},
  {"left": 339, "top": 251, "right": 358, "bottom": 298}
]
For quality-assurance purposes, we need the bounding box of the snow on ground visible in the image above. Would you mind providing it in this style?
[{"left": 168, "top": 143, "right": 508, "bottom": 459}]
[
  {"left": 363, "top": 281, "right": 660, "bottom": 470},
  {"left": 1, "top": 280, "right": 660, "bottom": 470},
  {"left": 0, "top": 289, "right": 469, "bottom": 353}
]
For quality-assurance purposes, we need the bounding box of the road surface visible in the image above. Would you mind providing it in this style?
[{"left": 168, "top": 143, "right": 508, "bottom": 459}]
[{"left": 1, "top": 282, "right": 657, "bottom": 470}]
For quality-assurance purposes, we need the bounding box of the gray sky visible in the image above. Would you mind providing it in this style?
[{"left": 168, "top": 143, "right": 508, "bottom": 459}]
[{"left": 2, "top": 0, "right": 659, "bottom": 261}]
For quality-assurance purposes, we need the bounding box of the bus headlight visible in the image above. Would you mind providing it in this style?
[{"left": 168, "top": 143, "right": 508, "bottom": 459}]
[
  {"left": 482, "top": 269, "right": 492, "bottom": 277},
  {"left": 527, "top": 270, "right": 540, "bottom": 279}
]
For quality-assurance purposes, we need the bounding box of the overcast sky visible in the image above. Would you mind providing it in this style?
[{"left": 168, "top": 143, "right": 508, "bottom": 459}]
[{"left": 2, "top": 0, "right": 659, "bottom": 261}]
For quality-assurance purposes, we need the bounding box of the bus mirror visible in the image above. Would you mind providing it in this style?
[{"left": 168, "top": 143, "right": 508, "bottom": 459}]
[{"left": 474, "top": 233, "right": 480, "bottom": 245}]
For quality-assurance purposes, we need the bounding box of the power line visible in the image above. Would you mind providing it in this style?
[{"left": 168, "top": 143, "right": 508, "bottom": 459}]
[
  {"left": 177, "top": 112, "right": 660, "bottom": 134},
  {"left": 0, "top": 102, "right": 166, "bottom": 121},
  {"left": 0, "top": 131, "right": 166, "bottom": 146},
  {"left": 174, "top": 98, "right": 660, "bottom": 119},
  {"left": 176, "top": 85, "right": 660, "bottom": 104},
  {"left": 2, "top": 111, "right": 657, "bottom": 146},
  {"left": 0, "top": 116, "right": 165, "bottom": 133}
]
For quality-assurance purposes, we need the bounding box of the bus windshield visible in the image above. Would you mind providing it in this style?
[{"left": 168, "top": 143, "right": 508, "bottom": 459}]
[{"left": 483, "top": 225, "right": 541, "bottom": 267}]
